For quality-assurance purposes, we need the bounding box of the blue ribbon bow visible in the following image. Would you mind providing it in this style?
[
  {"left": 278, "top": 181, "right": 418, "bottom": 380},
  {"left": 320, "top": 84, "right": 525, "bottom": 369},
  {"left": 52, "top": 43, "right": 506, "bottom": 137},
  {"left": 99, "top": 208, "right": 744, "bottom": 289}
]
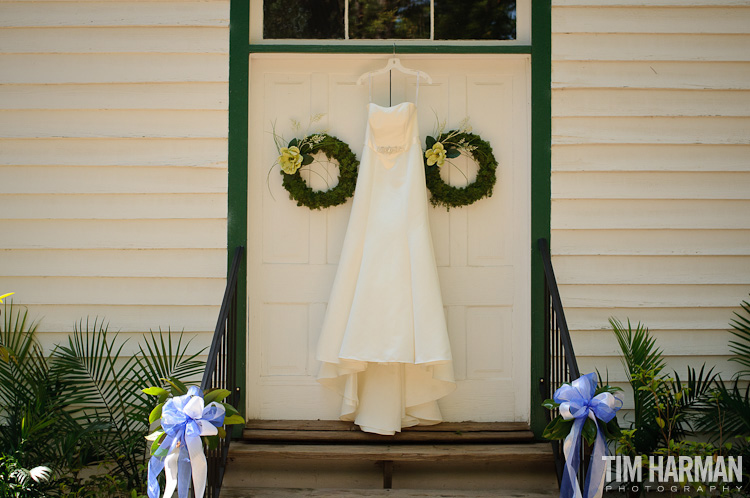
[
  {"left": 553, "top": 373, "right": 622, "bottom": 498},
  {"left": 147, "top": 386, "right": 226, "bottom": 498}
]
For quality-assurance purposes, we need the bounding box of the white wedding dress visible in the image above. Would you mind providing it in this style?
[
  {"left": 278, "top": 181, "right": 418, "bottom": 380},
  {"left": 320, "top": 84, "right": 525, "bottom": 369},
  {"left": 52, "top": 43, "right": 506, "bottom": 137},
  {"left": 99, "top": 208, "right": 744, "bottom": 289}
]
[{"left": 316, "top": 100, "right": 456, "bottom": 435}]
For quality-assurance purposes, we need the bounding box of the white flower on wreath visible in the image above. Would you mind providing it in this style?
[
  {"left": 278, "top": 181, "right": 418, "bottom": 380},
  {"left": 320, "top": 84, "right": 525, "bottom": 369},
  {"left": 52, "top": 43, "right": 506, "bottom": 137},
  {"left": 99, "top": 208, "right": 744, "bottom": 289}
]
[
  {"left": 279, "top": 146, "right": 303, "bottom": 174},
  {"left": 425, "top": 142, "right": 447, "bottom": 167}
]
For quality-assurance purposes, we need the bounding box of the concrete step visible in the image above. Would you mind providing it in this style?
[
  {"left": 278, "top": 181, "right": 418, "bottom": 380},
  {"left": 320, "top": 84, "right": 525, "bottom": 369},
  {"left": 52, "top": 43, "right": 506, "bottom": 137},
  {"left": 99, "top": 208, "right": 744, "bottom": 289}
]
[{"left": 220, "top": 488, "right": 559, "bottom": 498}]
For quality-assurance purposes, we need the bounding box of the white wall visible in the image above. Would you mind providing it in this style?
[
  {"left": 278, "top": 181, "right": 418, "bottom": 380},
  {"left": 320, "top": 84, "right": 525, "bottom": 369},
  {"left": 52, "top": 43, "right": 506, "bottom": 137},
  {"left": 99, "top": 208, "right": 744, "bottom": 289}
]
[
  {"left": 0, "top": 0, "right": 230, "bottom": 353},
  {"left": 551, "top": 0, "right": 750, "bottom": 410}
]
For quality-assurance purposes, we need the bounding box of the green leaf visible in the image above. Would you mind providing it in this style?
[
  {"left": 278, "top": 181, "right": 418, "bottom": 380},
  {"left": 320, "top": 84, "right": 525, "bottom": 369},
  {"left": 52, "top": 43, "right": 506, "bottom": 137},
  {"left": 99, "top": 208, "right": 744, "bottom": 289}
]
[
  {"left": 301, "top": 154, "right": 314, "bottom": 166},
  {"left": 151, "top": 432, "right": 168, "bottom": 456},
  {"left": 165, "top": 378, "right": 187, "bottom": 396},
  {"left": 206, "top": 435, "right": 219, "bottom": 451},
  {"left": 223, "top": 414, "right": 245, "bottom": 426},
  {"left": 426, "top": 136, "right": 436, "bottom": 149},
  {"left": 446, "top": 149, "right": 461, "bottom": 159},
  {"left": 149, "top": 403, "right": 164, "bottom": 424},
  {"left": 656, "top": 417, "right": 665, "bottom": 429},
  {"left": 217, "top": 426, "right": 226, "bottom": 438},
  {"left": 542, "top": 398, "right": 559, "bottom": 410},
  {"left": 601, "top": 417, "right": 622, "bottom": 441},
  {"left": 204, "top": 389, "right": 231, "bottom": 404},
  {"left": 583, "top": 418, "right": 597, "bottom": 445},
  {"left": 542, "top": 415, "right": 574, "bottom": 441},
  {"left": 143, "top": 386, "right": 168, "bottom": 397},
  {"left": 221, "top": 402, "right": 240, "bottom": 417},
  {"left": 288, "top": 138, "right": 299, "bottom": 148}
]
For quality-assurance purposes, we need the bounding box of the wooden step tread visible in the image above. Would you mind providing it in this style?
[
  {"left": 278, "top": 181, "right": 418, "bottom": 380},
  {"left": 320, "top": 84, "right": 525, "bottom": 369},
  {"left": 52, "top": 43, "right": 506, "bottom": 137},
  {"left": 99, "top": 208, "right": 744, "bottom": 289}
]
[
  {"left": 229, "top": 442, "right": 553, "bottom": 463},
  {"left": 243, "top": 420, "right": 534, "bottom": 443},
  {"left": 220, "top": 488, "right": 559, "bottom": 497}
]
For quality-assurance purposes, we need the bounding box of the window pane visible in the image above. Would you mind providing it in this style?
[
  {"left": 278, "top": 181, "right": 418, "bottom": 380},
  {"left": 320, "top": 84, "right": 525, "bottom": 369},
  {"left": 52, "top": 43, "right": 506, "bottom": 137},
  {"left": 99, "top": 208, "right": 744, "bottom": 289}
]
[
  {"left": 349, "top": 0, "right": 430, "bottom": 40},
  {"left": 264, "top": 0, "right": 345, "bottom": 39},
  {"left": 435, "top": 0, "right": 516, "bottom": 40}
]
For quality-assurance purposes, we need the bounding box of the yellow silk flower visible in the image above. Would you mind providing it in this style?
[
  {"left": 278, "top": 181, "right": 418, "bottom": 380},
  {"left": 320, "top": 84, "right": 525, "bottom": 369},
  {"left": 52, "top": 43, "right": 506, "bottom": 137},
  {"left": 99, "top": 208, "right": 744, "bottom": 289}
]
[
  {"left": 279, "top": 146, "right": 303, "bottom": 174},
  {"left": 425, "top": 142, "right": 446, "bottom": 167}
]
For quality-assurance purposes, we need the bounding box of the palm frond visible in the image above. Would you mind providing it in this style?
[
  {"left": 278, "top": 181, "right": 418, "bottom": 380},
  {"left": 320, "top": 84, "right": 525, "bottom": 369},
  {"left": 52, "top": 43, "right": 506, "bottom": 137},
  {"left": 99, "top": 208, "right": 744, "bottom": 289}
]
[
  {"left": 671, "top": 364, "right": 719, "bottom": 436},
  {"left": 729, "top": 296, "right": 750, "bottom": 375},
  {"left": 610, "top": 318, "right": 666, "bottom": 379},
  {"left": 136, "top": 328, "right": 206, "bottom": 389},
  {"left": 50, "top": 318, "right": 147, "bottom": 489},
  {"left": 695, "top": 378, "right": 750, "bottom": 441}
]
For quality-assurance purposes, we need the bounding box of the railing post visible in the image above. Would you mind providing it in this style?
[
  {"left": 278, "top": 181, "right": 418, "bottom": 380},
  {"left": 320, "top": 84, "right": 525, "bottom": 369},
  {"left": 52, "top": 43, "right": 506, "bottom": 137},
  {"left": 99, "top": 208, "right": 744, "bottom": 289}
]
[
  {"left": 537, "top": 238, "right": 585, "bottom": 488},
  {"left": 196, "top": 245, "right": 244, "bottom": 498}
]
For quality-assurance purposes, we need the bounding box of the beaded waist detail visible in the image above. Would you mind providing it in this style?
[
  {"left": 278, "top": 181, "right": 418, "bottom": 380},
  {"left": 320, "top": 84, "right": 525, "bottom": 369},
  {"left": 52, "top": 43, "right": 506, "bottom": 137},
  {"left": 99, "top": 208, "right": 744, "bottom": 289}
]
[{"left": 376, "top": 145, "right": 405, "bottom": 154}]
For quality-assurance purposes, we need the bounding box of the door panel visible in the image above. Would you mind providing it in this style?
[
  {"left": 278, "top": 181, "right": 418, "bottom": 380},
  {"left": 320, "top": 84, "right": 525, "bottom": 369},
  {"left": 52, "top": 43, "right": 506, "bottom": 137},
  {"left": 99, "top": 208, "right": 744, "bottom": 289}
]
[{"left": 247, "top": 54, "right": 530, "bottom": 422}]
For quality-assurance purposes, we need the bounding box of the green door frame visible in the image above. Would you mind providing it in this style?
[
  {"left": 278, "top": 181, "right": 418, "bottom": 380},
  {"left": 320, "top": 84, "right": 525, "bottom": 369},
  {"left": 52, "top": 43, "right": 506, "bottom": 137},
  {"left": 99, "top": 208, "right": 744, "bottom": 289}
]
[{"left": 227, "top": 1, "right": 551, "bottom": 438}]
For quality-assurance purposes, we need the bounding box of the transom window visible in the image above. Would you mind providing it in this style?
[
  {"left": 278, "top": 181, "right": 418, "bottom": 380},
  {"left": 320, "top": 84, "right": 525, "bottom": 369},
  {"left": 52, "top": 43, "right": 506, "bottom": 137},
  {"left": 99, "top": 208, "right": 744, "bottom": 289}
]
[{"left": 252, "top": 0, "right": 530, "bottom": 44}]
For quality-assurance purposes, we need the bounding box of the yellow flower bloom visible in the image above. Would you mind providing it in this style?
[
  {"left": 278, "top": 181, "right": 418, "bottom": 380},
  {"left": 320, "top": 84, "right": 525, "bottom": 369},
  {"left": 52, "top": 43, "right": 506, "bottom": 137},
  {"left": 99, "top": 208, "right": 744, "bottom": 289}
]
[
  {"left": 279, "top": 146, "right": 303, "bottom": 174},
  {"left": 425, "top": 142, "right": 446, "bottom": 167},
  {"left": 0, "top": 292, "right": 14, "bottom": 304}
]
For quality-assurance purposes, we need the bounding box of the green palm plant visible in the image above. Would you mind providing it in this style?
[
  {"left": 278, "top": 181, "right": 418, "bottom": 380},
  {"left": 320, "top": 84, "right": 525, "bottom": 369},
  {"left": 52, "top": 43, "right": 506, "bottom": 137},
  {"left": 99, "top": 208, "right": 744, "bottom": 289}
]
[
  {"left": 50, "top": 320, "right": 206, "bottom": 493},
  {"left": 728, "top": 296, "right": 750, "bottom": 376},
  {"left": 611, "top": 318, "right": 665, "bottom": 453},
  {"left": 611, "top": 318, "right": 717, "bottom": 453},
  {"left": 0, "top": 303, "right": 82, "bottom": 494},
  {"left": 51, "top": 319, "right": 149, "bottom": 491},
  {"left": 696, "top": 295, "right": 750, "bottom": 441}
]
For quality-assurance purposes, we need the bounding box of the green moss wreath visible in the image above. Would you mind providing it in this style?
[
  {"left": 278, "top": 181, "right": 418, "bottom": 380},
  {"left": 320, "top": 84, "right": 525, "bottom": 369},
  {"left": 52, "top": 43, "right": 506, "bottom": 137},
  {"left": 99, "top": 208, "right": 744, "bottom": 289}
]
[
  {"left": 423, "top": 131, "right": 498, "bottom": 209},
  {"left": 280, "top": 134, "right": 359, "bottom": 210}
]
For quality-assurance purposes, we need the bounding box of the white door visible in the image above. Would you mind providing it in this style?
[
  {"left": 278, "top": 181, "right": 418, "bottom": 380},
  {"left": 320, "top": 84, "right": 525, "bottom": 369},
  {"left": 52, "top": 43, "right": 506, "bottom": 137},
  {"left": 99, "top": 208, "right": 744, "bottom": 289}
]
[{"left": 246, "top": 54, "right": 530, "bottom": 422}]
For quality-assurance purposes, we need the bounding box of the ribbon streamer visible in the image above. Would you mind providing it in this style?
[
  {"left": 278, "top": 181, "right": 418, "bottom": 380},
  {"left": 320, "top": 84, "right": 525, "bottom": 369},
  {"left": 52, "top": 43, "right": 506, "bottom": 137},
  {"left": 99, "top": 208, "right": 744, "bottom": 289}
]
[
  {"left": 554, "top": 373, "right": 622, "bottom": 498},
  {"left": 148, "top": 386, "right": 226, "bottom": 498}
]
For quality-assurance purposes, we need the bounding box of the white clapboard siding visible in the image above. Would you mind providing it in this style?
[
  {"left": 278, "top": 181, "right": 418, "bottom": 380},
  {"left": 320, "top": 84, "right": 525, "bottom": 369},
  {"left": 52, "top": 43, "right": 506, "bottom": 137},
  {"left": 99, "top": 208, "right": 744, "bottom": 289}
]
[
  {"left": 552, "top": 199, "right": 750, "bottom": 229},
  {"left": 572, "top": 330, "right": 735, "bottom": 356},
  {"left": 0, "top": 167, "right": 227, "bottom": 194},
  {"left": 0, "top": 1, "right": 229, "bottom": 27},
  {"left": 552, "top": 144, "right": 750, "bottom": 172},
  {"left": 0, "top": 27, "right": 228, "bottom": 54},
  {"left": 553, "top": 89, "right": 750, "bottom": 117},
  {"left": 553, "top": 172, "right": 750, "bottom": 199},
  {"left": 554, "top": 0, "right": 750, "bottom": 6},
  {"left": 554, "top": 256, "right": 750, "bottom": 285},
  {"left": 0, "top": 139, "right": 228, "bottom": 167},
  {"left": 0, "top": 0, "right": 230, "bottom": 352},
  {"left": 553, "top": 116, "right": 750, "bottom": 144},
  {"left": 567, "top": 308, "right": 742, "bottom": 331},
  {"left": 0, "top": 249, "right": 226, "bottom": 278},
  {"left": 553, "top": 61, "right": 750, "bottom": 90},
  {"left": 553, "top": 7, "right": 750, "bottom": 34},
  {"left": 0, "top": 54, "right": 229, "bottom": 84},
  {"left": 0, "top": 110, "right": 228, "bottom": 138},
  {"left": 552, "top": 230, "right": 750, "bottom": 256},
  {"left": 0, "top": 83, "right": 229, "bottom": 110},
  {"left": 554, "top": 34, "right": 750, "bottom": 62},
  {"left": 1, "top": 194, "right": 226, "bottom": 219},
  {"left": 23, "top": 305, "right": 219, "bottom": 334},
  {"left": 0, "top": 219, "right": 227, "bottom": 249},
  {"left": 552, "top": 0, "right": 750, "bottom": 409}
]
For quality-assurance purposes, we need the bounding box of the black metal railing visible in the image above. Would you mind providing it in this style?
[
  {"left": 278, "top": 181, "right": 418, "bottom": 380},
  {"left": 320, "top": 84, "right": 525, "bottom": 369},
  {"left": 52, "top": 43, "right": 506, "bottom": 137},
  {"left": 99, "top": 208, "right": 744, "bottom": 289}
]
[
  {"left": 199, "top": 245, "right": 244, "bottom": 498},
  {"left": 538, "top": 238, "right": 582, "bottom": 487}
]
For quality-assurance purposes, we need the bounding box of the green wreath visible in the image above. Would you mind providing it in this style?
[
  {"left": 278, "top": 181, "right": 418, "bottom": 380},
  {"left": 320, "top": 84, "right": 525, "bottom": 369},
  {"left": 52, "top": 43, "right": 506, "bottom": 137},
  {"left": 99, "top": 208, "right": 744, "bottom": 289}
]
[
  {"left": 280, "top": 134, "right": 359, "bottom": 210},
  {"left": 423, "top": 131, "right": 498, "bottom": 210}
]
